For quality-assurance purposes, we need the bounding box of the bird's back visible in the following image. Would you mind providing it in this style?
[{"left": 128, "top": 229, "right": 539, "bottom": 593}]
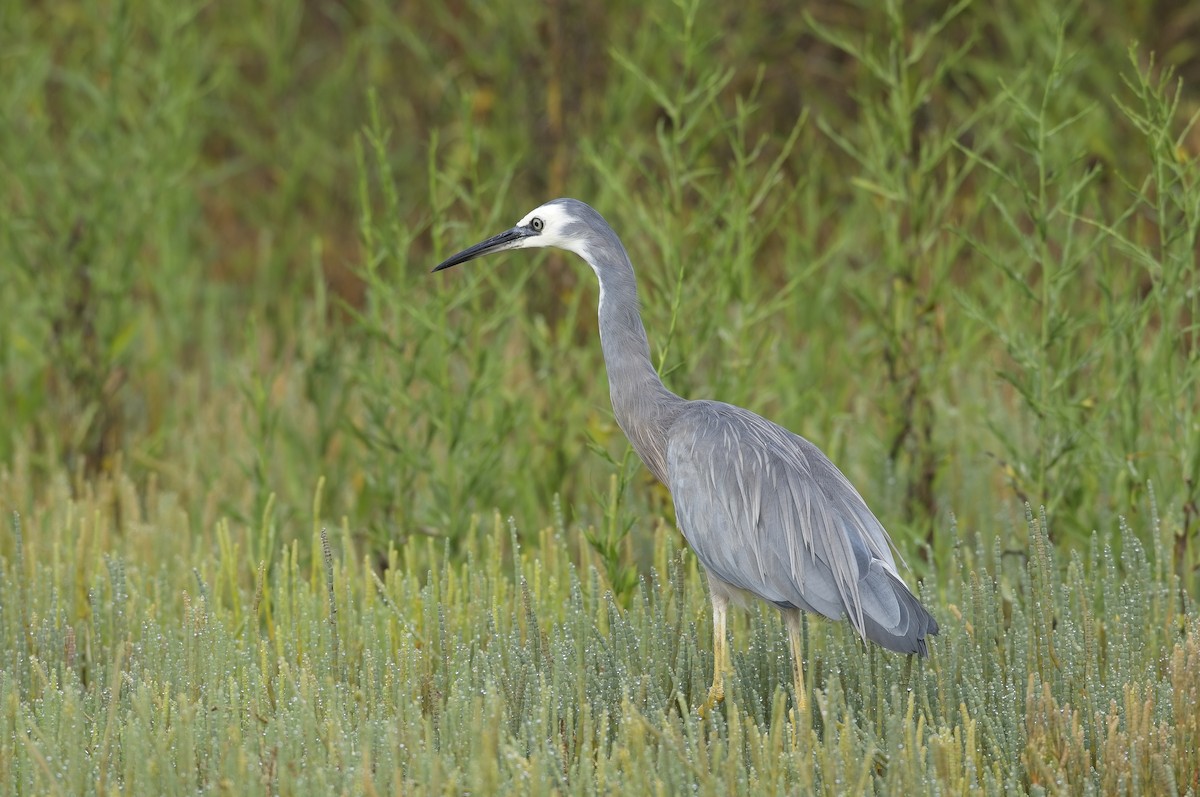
[{"left": 664, "top": 400, "right": 938, "bottom": 655}]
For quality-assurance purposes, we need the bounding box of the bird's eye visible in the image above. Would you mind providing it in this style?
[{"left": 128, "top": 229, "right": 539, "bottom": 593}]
[{"left": 530, "top": 217, "right": 544, "bottom": 232}]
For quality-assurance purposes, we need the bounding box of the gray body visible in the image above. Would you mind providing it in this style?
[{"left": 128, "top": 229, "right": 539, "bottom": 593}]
[{"left": 435, "top": 198, "right": 937, "bottom": 674}]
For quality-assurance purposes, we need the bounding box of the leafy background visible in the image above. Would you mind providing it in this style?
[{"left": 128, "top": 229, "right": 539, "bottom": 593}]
[{"left": 2, "top": 0, "right": 1199, "bottom": 793}]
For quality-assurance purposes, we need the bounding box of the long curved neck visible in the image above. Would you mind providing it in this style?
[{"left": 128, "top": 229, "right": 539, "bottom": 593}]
[{"left": 586, "top": 243, "right": 685, "bottom": 484}]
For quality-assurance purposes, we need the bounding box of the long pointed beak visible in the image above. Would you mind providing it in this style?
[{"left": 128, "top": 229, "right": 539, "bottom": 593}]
[{"left": 432, "top": 226, "right": 530, "bottom": 272}]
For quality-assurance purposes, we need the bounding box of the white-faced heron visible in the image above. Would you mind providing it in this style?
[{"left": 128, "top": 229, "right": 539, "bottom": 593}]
[{"left": 434, "top": 198, "right": 938, "bottom": 715}]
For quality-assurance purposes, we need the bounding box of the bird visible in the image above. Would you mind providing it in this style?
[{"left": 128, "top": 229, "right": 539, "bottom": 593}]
[{"left": 433, "top": 198, "right": 938, "bottom": 715}]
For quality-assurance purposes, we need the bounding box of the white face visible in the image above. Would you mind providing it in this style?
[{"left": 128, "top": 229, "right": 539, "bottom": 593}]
[{"left": 514, "top": 202, "right": 592, "bottom": 261}]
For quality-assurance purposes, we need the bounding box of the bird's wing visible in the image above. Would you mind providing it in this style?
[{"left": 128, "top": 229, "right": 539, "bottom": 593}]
[{"left": 665, "top": 401, "right": 937, "bottom": 655}]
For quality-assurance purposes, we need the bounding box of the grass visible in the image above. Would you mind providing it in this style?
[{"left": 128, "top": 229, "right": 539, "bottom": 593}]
[
  {"left": 2, "top": 494, "right": 1197, "bottom": 793},
  {"left": 2, "top": 0, "right": 1200, "bottom": 792}
]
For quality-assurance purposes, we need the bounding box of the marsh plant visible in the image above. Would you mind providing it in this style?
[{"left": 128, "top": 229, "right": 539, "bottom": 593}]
[{"left": 2, "top": 0, "right": 1199, "bottom": 793}]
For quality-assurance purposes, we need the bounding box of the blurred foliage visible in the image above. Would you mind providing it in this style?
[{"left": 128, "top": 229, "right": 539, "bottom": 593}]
[
  {"left": 3, "top": 0, "right": 1200, "bottom": 791},
  {"left": 3, "top": 0, "right": 1200, "bottom": 573}
]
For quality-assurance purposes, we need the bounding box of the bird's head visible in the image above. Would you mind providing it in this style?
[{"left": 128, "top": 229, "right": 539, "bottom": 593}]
[{"left": 433, "top": 198, "right": 604, "bottom": 272}]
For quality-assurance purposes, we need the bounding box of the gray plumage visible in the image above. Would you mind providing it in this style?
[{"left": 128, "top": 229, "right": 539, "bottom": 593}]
[{"left": 434, "top": 198, "right": 938, "bottom": 709}]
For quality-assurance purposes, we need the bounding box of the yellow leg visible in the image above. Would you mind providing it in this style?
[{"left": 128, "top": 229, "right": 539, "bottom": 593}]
[
  {"left": 699, "top": 594, "right": 730, "bottom": 717},
  {"left": 785, "top": 613, "right": 809, "bottom": 716}
]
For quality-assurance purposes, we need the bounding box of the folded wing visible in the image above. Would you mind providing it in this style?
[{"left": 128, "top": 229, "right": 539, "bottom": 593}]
[{"left": 666, "top": 401, "right": 938, "bottom": 655}]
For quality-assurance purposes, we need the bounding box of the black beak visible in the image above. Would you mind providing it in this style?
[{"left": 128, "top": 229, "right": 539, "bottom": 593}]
[{"left": 432, "top": 226, "right": 531, "bottom": 272}]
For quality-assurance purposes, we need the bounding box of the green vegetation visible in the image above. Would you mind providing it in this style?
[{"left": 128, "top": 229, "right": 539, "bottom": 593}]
[{"left": 2, "top": 0, "right": 1199, "bottom": 792}]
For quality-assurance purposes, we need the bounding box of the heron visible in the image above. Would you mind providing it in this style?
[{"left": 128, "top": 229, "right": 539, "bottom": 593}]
[{"left": 433, "top": 198, "right": 938, "bottom": 715}]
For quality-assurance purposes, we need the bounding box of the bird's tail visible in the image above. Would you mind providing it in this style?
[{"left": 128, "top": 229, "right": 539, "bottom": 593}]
[{"left": 859, "top": 568, "right": 939, "bottom": 657}]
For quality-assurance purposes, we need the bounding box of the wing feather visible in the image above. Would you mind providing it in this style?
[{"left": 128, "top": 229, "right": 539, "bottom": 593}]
[{"left": 665, "top": 400, "right": 937, "bottom": 655}]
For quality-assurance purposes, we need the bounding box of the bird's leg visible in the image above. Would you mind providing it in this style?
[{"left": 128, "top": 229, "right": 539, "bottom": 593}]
[
  {"left": 699, "top": 594, "right": 730, "bottom": 717},
  {"left": 785, "top": 612, "right": 809, "bottom": 716}
]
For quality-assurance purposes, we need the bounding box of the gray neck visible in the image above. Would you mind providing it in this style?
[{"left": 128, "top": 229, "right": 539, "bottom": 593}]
[{"left": 588, "top": 244, "right": 685, "bottom": 484}]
